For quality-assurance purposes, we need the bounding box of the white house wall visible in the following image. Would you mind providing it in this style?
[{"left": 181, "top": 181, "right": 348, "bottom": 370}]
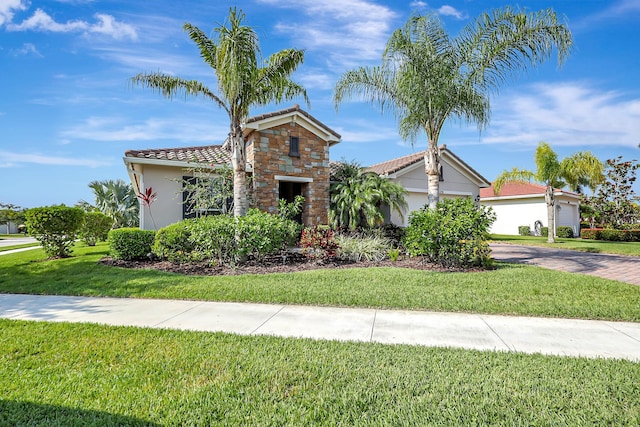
[
  {"left": 388, "top": 158, "right": 482, "bottom": 227},
  {"left": 482, "top": 195, "right": 580, "bottom": 236},
  {"left": 138, "top": 164, "right": 185, "bottom": 230}
]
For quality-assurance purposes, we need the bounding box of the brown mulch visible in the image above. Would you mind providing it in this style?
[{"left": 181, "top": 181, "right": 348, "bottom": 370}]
[{"left": 99, "top": 253, "right": 469, "bottom": 276}]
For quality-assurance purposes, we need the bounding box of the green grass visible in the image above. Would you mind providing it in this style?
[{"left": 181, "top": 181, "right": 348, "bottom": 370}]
[
  {"left": 491, "top": 234, "right": 640, "bottom": 256},
  {"left": 2, "top": 243, "right": 639, "bottom": 322},
  {"left": 0, "top": 243, "right": 39, "bottom": 252},
  {"left": 1, "top": 320, "right": 638, "bottom": 426}
]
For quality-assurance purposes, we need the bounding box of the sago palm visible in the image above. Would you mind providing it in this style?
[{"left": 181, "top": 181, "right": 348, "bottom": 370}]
[
  {"left": 131, "top": 8, "right": 308, "bottom": 217},
  {"left": 334, "top": 7, "right": 573, "bottom": 209},
  {"left": 494, "top": 142, "right": 603, "bottom": 243}
]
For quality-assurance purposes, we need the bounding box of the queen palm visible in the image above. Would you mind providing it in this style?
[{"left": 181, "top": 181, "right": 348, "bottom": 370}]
[
  {"left": 494, "top": 142, "right": 603, "bottom": 243},
  {"left": 131, "top": 8, "right": 308, "bottom": 217},
  {"left": 334, "top": 7, "right": 573, "bottom": 210}
]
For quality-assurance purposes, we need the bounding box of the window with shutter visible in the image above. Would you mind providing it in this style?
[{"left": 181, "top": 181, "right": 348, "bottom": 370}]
[{"left": 289, "top": 136, "right": 300, "bottom": 157}]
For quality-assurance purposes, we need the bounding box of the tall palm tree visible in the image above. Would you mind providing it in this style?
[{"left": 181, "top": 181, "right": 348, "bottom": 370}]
[
  {"left": 334, "top": 8, "right": 573, "bottom": 210},
  {"left": 330, "top": 161, "right": 408, "bottom": 230},
  {"left": 131, "top": 8, "right": 308, "bottom": 217},
  {"left": 494, "top": 142, "right": 603, "bottom": 243},
  {"left": 85, "top": 179, "right": 139, "bottom": 228}
]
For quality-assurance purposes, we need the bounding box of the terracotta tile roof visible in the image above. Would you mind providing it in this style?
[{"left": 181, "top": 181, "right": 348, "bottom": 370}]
[
  {"left": 246, "top": 104, "right": 341, "bottom": 140},
  {"left": 367, "top": 151, "right": 424, "bottom": 175},
  {"left": 125, "top": 145, "right": 231, "bottom": 165},
  {"left": 480, "top": 182, "right": 579, "bottom": 198}
]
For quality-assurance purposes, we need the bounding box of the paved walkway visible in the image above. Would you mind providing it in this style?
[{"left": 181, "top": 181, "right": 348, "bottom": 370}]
[
  {"left": 1, "top": 294, "right": 640, "bottom": 362},
  {"left": 490, "top": 243, "right": 640, "bottom": 286}
]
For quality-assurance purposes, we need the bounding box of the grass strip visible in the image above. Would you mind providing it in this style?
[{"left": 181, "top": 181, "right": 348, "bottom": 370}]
[
  {"left": 1, "top": 243, "right": 639, "bottom": 322},
  {"left": 1, "top": 320, "right": 638, "bottom": 426},
  {"left": 491, "top": 234, "right": 640, "bottom": 256}
]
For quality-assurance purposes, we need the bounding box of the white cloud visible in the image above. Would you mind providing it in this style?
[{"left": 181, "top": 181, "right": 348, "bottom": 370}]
[
  {"left": 259, "top": 0, "right": 398, "bottom": 68},
  {"left": 12, "top": 42, "right": 42, "bottom": 57},
  {"left": 0, "top": 150, "right": 110, "bottom": 168},
  {"left": 410, "top": 1, "right": 428, "bottom": 9},
  {"left": 7, "top": 8, "right": 137, "bottom": 40},
  {"left": 0, "top": 0, "right": 26, "bottom": 26},
  {"left": 479, "top": 82, "right": 640, "bottom": 149},
  {"left": 437, "top": 5, "right": 466, "bottom": 20},
  {"left": 60, "top": 116, "right": 228, "bottom": 143}
]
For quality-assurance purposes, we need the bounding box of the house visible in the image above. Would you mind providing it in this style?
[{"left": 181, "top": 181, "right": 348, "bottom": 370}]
[
  {"left": 480, "top": 182, "right": 581, "bottom": 236},
  {"left": 367, "top": 145, "right": 491, "bottom": 226},
  {"left": 124, "top": 105, "right": 341, "bottom": 230}
]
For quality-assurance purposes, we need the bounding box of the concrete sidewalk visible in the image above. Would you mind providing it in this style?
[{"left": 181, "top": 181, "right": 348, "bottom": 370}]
[{"left": 1, "top": 294, "right": 639, "bottom": 362}]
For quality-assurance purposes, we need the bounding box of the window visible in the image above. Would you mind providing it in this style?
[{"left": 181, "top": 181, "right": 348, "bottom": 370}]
[
  {"left": 439, "top": 165, "right": 444, "bottom": 182},
  {"left": 182, "top": 176, "right": 232, "bottom": 219},
  {"left": 289, "top": 136, "right": 300, "bottom": 157}
]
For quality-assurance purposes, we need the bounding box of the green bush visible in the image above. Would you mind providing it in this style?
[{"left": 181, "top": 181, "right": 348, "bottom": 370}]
[
  {"left": 153, "top": 221, "right": 195, "bottom": 263},
  {"left": 335, "top": 234, "right": 391, "bottom": 262},
  {"left": 403, "top": 198, "right": 495, "bottom": 269},
  {"left": 556, "top": 226, "right": 574, "bottom": 238},
  {"left": 79, "top": 212, "right": 114, "bottom": 246},
  {"left": 25, "top": 205, "right": 85, "bottom": 258},
  {"left": 300, "top": 225, "right": 339, "bottom": 261},
  {"left": 188, "top": 215, "right": 237, "bottom": 264},
  {"left": 541, "top": 227, "right": 549, "bottom": 237},
  {"left": 237, "top": 209, "right": 300, "bottom": 261},
  {"left": 518, "top": 226, "right": 531, "bottom": 236},
  {"left": 108, "top": 228, "right": 155, "bottom": 260},
  {"left": 580, "top": 228, "right": 640, "bottom": 242},
  {"left": 580, "top": 228, "right": 602, "bottom": 240}
]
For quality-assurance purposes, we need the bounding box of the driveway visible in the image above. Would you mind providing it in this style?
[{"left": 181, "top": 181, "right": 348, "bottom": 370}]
[
  {"left": 0, "top": 236, "right": 37, "bottom": 247},
  {"left": 490, "top": 243, "right": 640, "bottom": 286}
]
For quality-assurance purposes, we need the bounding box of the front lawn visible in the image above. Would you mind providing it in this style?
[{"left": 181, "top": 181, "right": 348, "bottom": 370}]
[
  {"left": 1, "top": 320, "right": 638, "bottom": 426},
  {"left": 491, "top": 234, "right": 640, "bottom": 256},
  {"left": 2, "top": 243, "right": 639, "bottom": 322}
]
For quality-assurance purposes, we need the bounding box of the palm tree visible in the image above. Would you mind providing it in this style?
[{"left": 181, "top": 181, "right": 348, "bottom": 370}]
[
  {"left": 330, "top": 161, "right": 408, "bottom": 230},
  {"left": 83, "top": 179, "right": 139, "bottom": 228},
  {"left": 131, "top": 8, "right": 308, "bottom": 217},
  {"left": 494, "top": 142, "right": 603, "bottom": 243},
  {"left": 334, "top": 8, "right": 573, "bottom": 210}
]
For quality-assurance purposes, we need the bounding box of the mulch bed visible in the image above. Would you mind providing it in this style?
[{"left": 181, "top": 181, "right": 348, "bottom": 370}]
[{"left": 99, "top": 252, "right": 469, "bottom": 276}]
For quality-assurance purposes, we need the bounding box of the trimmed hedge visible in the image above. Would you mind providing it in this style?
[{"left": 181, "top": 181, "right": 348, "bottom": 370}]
[
  {"left": 80, "top": 212, "right": 114, "bottom": 246},
  {"left": 25, "top": 205, "right": 84, "bottom": 258},
  {"left": 581, "top": 228, "right": 640, "bottom": 242},
  {"left": 541, "top": 227, "right": 549, "bottom": 237},
  {"left": 556, "top": 226, "right": 574, "bottom": 238},
  {"left": 108, "top": 228, "right": 156, "bottom": 260},
  {"left": 518, "top": 226, "right": 531, "bottom": 236}
]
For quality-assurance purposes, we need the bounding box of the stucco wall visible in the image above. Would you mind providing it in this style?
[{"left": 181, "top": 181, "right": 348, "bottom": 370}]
[
  {"left": 138, "top": 164, "right": 186, "bottom": 230},
  {"left": 387, "top": 157, "right": 482, "bottom": 227},
  {"left": 481, "top": 195, "right": 580, "bottom": 236}
]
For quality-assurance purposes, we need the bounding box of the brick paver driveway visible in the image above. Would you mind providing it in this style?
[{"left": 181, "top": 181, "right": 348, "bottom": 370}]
[{"left": 490, "top": 243, "right": 640, "bottom": 286}]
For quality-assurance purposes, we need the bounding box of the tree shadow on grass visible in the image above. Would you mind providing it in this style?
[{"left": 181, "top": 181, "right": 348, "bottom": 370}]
[{"left": 0, "top": 399, "right": 161, "bottom": 426}]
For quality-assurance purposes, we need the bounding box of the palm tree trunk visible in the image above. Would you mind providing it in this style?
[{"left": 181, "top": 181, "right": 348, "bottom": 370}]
[
  {"left": 424, "top": 143, "right": 440, "bottom": 210},
  {"left": 545, "top": 185, "right": 555, "bottom": 243},
  {"left": 231, "top": 129, "right": 248, "bottom": 218}
]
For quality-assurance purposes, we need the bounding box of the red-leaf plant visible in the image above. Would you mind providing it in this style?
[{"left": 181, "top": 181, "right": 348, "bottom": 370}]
[{"left": 137, "top": 187, "right": 158, "bottom": 230}]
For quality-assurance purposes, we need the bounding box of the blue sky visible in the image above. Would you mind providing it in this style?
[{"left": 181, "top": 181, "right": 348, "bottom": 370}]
[{"left": 1, "top": 0, "right": 639, "bottom": 208}]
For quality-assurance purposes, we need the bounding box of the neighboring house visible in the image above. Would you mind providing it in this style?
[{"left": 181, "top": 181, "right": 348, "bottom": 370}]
[
  {"left": 124, "top": 105, "right": 341, "bottom": 230},
  {"left": 367, "top": 145, "right": 491, "bottom": 226},
  {"left": 480, "top": 182, "right": 581, "bottom": 236}
]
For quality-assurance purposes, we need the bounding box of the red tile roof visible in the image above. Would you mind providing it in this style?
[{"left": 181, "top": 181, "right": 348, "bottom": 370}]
[
  {"left": 125, "top": 145, "right": 231, "bottom": 165},
  {"left": 480, "top": 182, "right": 579, "bottom": 198},
  {"left": 367, "top": 151, "right": 424, "bottom": 175}
]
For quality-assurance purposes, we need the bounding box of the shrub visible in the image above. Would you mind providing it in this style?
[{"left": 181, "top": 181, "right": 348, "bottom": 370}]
[
  {"left": 581, "top": 228, "right": 602, "bottom": 240},
  {"left": 335, "top": 234, "right": 391, "bottom": 262},
  {"left": 188, "top": 215, "right": 237, "bottom": 264},
  {"left": 300, "top": 225, "right": 338, "bottom": 261},
  {"left": 236, "top": 209, "right": 300, "bottom": 261},
  {"left": 580, "top": 228, "right": 640, "bottom": 242},
  {"left": 403, "top": 198, "right": 495, "bottom": 269},
  {"left": 541, "top": 227, "right": 549, "bottom": 237},
  {"left": 79, "top": 212, "right": 114, "bottom": 246},
  {"left": 108, "top": 228, "right": 155, "bottom": 260},
  {"left": 518, "top": 226, "right": 531, "bottom": 236},
  {"left": 556, "top": 226, "right": 574, "bottom": 238},
  {"left": 25, "top": 205, "right": 85, "bottom": 258},
  {"left": 153, "top": 221, "right": 194, "bottom": 263}
]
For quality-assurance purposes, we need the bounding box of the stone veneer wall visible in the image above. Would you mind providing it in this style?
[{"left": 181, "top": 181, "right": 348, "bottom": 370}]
[{"left": 246, "top": 122, "right": 330, "bottom": 226}]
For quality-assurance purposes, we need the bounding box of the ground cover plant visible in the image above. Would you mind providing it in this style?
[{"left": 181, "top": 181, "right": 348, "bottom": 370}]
[
  {"left": 1, "top": 320, "right": 638, "bottom": 426},
  {"left": 2, "top": 243, "right": 640, "bottom": 322},
  {"left": 491, "top": 234, "right": 640, "bottom": 256}
]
